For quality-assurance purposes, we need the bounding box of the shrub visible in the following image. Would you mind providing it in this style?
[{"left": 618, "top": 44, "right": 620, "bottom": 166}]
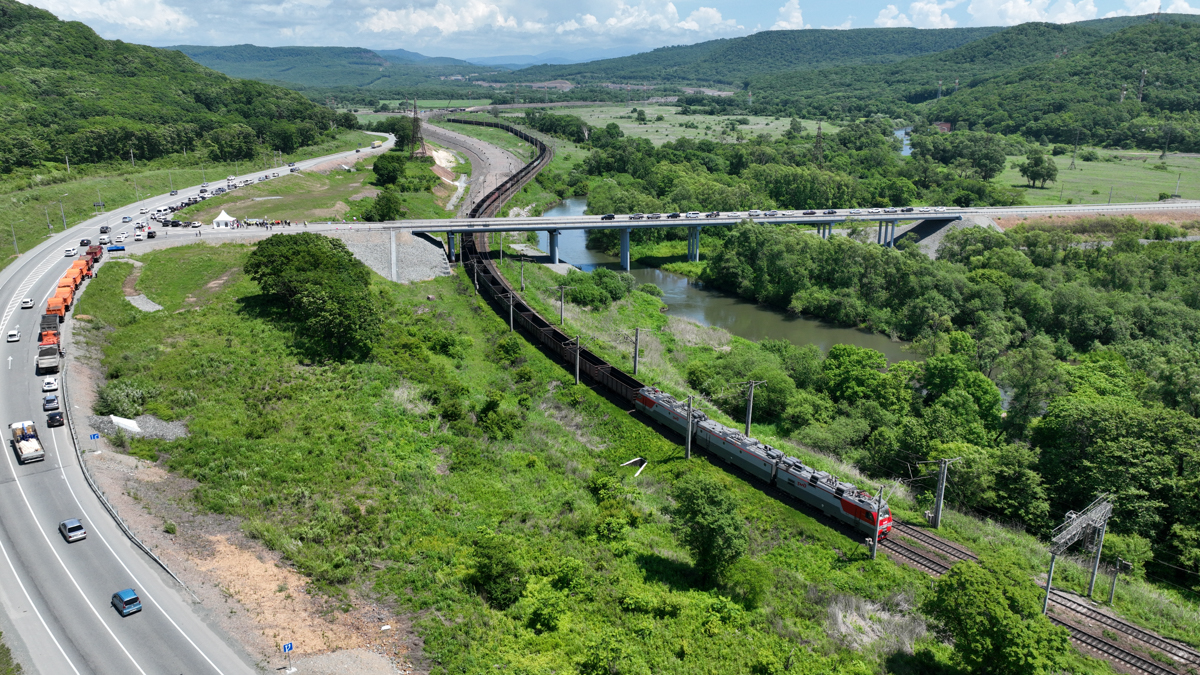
[
  {"left": 471, "top": 529, "right": 525, "bottom": 609},
  {"left": 520, "top": 577, "right": 568, "bottom": 632},
  {"left": 94, "top": 379, "right": 159, "bottom": 418},
  {"left": 636, "top": 283, "right": 663, "bottom": 296},
  {"left": 671, "top": 473, "right": 747, "bottom": 581},
  {"left": 720, "top": 557, "right": 772, "bottom": 609}
]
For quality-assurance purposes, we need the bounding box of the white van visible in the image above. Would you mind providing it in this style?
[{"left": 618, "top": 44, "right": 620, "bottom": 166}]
[{"left": 98, "top": 235, "right": 110, "bottom": 245}]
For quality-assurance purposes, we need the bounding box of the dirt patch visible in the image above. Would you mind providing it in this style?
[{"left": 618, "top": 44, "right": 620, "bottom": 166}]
[
  {"left": 430, "top": 164, "right": 455, "bottom": 183},
  {"left": 311, "top": 201, "right": 351, "bottom": 219},
  {"left": 429, "top": 148, "right": 458, "bottom": 171},
  {"left": 351, "top": 188, "right": 381, "bottom": 201},
  {"left": 121, "top": 265, "right": 143, "bottom": 297},
  {"left": 205, "top": 269, "right": 236, "bottom": 293}
]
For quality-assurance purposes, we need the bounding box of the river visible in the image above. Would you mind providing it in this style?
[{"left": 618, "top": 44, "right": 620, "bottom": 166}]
[{"left": 538, "top": 198, "right": 915, "bottom": 362}]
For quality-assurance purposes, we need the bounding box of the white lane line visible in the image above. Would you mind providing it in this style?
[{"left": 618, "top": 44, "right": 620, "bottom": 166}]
[
  {"left": 50, "top": 432, "right": 231, "bottom": 675},
  {"left": 0, "top": 437, "right": 149, "bottom": 675},
  {"left": 1, "top": 254, "right": 62, "bottom": 332},
  {"left": 0, "top": 511, "right": 82, "bottom": 675}
]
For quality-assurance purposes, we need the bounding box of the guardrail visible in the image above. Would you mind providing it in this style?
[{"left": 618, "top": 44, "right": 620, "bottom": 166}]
[{"left": 60, "top": 268, "right": 199, "bottom": 602}]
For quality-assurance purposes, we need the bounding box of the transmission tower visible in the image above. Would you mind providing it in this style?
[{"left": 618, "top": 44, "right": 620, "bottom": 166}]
[
  {"left": 1043, "top": 495, "right": 1114, "bottom": 614},
  {"left": 1068, "top": 128, "right": 1080, "bottom": 170},
  {"left": 937, "top": 80, "right": 943, "bottom": 100},
  {"left": 954, "top": 79, "right": 959, "bottom": 93},
  {"left": 1138, "top": 69, "right": 1147, "bottom": 102},
  {"left": 411, "top": 98, "right": 422, "bottom": 158},
  {"left": 732, "top": 380, "right": 768, "bottom": 436},
  {"left": 1120, "top": 84, "right": 1128, "bottom": 103}
]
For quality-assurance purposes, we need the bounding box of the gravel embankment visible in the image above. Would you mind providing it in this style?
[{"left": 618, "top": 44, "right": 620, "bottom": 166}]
[
  {"left": 422, "top": 122, "right": 522, "bottom": 217},
  {"left": 87, "top": 414, "right": 190, "bottom": 440},
  {"left": 125, "top": 294, "right": 163, "bottom": 311}
]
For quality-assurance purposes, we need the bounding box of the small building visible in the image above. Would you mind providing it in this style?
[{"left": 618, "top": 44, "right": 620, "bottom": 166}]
[{"left": 934, "top": 122, "right": 953, "bottom": 133}]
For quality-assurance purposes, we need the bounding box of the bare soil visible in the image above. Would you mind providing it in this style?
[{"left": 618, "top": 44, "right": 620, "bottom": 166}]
[{"left": 994, "top": 208, "right": 1200, "bottom": 230}]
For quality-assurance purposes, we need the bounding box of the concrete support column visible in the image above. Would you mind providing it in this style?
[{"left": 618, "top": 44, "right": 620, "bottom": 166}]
[
  {"left": 548, "top": 230, "right": 560, "bottom": 264},
  {"left": 620, "top": 228, "right": 631, "bottom": 271},
  {"left": 876, "top": 221, "right": 883, "bottom": 245},
  {"left": 689, "top": 226, "right": 701, "bottom": 262},
  {"left": 890, "top": 221, "right": 897, "bottom": 247},
  {"left": 390, "top": 229, "right": 397, "bottom": 282},
  {"left": 447, "top": 232, "right": 456, "bottom": 262}
]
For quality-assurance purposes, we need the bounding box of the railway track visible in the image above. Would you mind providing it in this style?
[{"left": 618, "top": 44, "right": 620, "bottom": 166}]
[{"left": 457, "top": 120, "right": 1197, "bottom": 675}]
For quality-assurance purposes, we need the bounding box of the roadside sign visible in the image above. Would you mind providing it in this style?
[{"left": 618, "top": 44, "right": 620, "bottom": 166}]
[
  {"left": 283, "top": 642, "right": 293, "bottom": 654},
  {"left": 93, "top": 202, "right": 104, "bottom": 207},
  {"left": 90, "top": 434, "right": 99, "bottom": 440}
]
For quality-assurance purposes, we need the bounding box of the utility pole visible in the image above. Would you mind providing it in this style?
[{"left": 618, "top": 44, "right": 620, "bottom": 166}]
[
  {"left": 870, "top": 486, "right": 883, "bottom": 560},
  {"left": 508, "top": 292, "right": 514, "bottom": 331},
  {"left": 9, "top": 220, "right": 20, "bottom": 255},
  {"left": 1120, "top": 84, "right": 1127, "bottom": 103},
  {"left": 1137, "top": 69, "right": 1147, "bottom": 103},
  {"left": 1069, "top": 129, "right": 1080, "bottom": 170},
  {"left": 1175, "top": 173, "right": 1183, "bottom": 198},
  {"left": 58, "top": 195, "right": 68, "bottom": 231},
  {"left": 1161, "top": 125, "right": 1172, "bottom": 159},
  {"left": 1108, "top": 558, "right": 1131, "bottom": 604},
  {"left": 519, "top": 256, "right": 525, "bottom": 292},
  {"left": 574, "top": 335, "right": 582, "bottom": 385},
  {"left": 65, "top": 153, "right": 70, "bottom": 174},
  {"left": 937, "top": 80, "right": 943, "bottom": 100},
  {"left": 1108, "top": 186, "right": 1113, "bottom": 204},
  {"left": 733, "top": 380, "right": 767, "bottom": 436},
  {"left": 633, "top": 328, "right": 642, "bottom": 375},
  {"left": 685, "top": 396, "right": 694, "bottom": 460},
  {"left": 814, "top": 121, "right": 825, "bottom": 168},
  {"left": 96, "top": 188, "right": 104, "bottom": 213},
  {"left": 556, "top": 285, "right": 573, "bottom": 325},
  {"left": 130, "top": 148, "right": 135, "bottom": 167}
]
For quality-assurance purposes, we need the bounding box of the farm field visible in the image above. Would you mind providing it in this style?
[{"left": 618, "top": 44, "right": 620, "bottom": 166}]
[{"left": 998, "top": 150, "right": 1200, "bottom": 206}]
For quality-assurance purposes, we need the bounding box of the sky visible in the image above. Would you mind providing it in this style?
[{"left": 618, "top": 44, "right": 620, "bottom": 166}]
[{"left": 29, "top": 0, "right": 1198, "bottom": 59}]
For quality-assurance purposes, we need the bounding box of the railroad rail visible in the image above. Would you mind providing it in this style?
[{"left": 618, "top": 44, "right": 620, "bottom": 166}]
[{"left": 455, "top": 120, "right": 1197, "bottom": 675}]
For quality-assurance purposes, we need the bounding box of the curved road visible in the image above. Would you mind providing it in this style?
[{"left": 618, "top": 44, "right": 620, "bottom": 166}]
[
  {"left": 0, "top": 133, "right": 392, "bottom": 675},
  {"left": 422, "top": 122, "right": 523, "bottom": 217}
]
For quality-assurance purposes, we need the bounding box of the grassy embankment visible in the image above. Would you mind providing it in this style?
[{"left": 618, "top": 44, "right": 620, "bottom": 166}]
[
  {"left": 0, "top": 131, "right": 380, "bottom": 271},
  {"left": 70, "top": 241, "right": 1116, "bottom": 674},
  {"left": 173, "top": 154, "right": 458, "bottom": 223},
  {"left": 998, "top": 150, "right": 1200, "bottom": 206},
  {"left": 538, "top": 105, "right": 838, "bottom": 146},
  {"left": 490, "top": 246, "right": 1200, "bottom": 654}
]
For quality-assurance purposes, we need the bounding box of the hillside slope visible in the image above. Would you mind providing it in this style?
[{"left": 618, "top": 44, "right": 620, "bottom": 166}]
[
  {"left": 0, "top": 0, "right": 332, "bottom": 171},
  {"left": 929, "top": 20, "right": 1200, "bottom": 147},
  {"left": 501, "top": 26, "right": 1004, "bottom": 85}
]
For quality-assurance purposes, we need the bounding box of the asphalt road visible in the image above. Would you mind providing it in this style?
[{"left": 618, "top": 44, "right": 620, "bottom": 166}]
[{"left": 0, "top": 132, "right": 392, "bottom": 675}]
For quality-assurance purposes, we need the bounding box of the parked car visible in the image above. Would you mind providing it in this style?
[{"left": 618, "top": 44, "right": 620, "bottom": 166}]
[
  {"left": 59, "top": 518, "right": 86, "bottom": 543},
  {"left": 111, "top": 589, "right": 142, "bottom": 616},
  {"left": 43, "top": 394, "right": 59, "bottom": 411},
  {"left": 600, "top": 214, "right": 615, "bottom": 220}
]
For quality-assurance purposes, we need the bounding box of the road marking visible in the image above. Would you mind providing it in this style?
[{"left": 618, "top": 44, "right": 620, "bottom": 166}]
[
  {"left": 1, "top": 254, "right": 62, "bottom": 332},
  {"left": 0, "top": 510, "right": 82, "bottom": 674},
  {"left": 50, "top": 431, "right": 231, "bottom": 675},
  {"left": 0, "top": 434, "right": 149, "bottom": 674}
]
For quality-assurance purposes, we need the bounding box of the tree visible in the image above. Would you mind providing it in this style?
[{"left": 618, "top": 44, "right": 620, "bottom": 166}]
[
  {"left": 822, "top": 344, "right": 887, "bottom": 404},
  {"left": 924, "top": 554, "right": 1071, "bottom": 675},
  {"left": 471, "top": 529, "right": 525, "bottom": 609},
  {"left": 671, "top": 473, "right": 747, "bottom": 581},
  {"left": 365, "top": 187, "right": 405, "bottom": 222},
  {"left": 1016, "top": 151, "right": 1058, "bottom": 188},
  {"left": 372, "top": 152, "right": 406, "bottom": 185}
]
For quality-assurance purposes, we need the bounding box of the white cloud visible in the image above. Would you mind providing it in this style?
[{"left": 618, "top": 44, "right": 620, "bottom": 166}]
[
  {"left": 875, "top": 4, "right": 913, "bottom": 25},
  {"left": 771, "top": 0, "right": 809, "bottom": 29},
  {"left": 909, "top": 0, "right": 959, "bottom": 26},
  {"left": 359, "top": 0, "right": 530, "bottom": 36},
  {"left": 821, "top": 17, "right": 855, "bottom": 28},
  {"left": 968, "top": 0, "right": 1099, "bottom": 24},
  {"left": 30, "top": 0, "right": 195, "bottom": 32},
  {"left": 676, "top": 6, "right": 739, "bottom": 32},
  {"left": 1105, "top": 0, "right": 1200, "bottom": 15}
]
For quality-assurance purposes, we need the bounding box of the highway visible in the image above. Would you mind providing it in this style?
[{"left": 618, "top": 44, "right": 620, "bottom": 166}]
[{"left": 0, "top": 133, "right": 392, "bottom": 674}]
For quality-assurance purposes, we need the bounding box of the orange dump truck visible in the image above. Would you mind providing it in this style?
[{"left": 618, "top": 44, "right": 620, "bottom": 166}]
[
  {"left": 70, "top": 259, "right": 93, "bottom": 278},
  {"left": 45, "top": 297, "right": 65, "bottom": 318},
  {"left": 54, "top": 285, "right": 74, "bottom": 310},
  {"left": 62, "top": 268, "right": 83, "bottom": 289}
]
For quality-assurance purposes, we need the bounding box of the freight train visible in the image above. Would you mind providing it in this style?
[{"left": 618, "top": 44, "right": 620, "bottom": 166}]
[
  {"left": 454, "top": 119, "right": 891, "bottom": 542},
  {"left": 635, "top": 388, "right": 892, "bottom": 539}
]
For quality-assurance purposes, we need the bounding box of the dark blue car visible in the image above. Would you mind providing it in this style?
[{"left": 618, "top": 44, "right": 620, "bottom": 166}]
[{"left": 111, "top": 588, "right": 141, "bottom": 616}]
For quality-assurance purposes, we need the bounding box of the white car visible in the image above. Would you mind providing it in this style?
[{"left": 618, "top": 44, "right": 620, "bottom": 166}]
[
  {"left": 20, "top": 298, "right": 33, "bottom": 309},
  {"left": 138, "top": 207, "right": 148, "bottom": 214},
  {"left": 6, "top": 330, "right": 18, "bottom": 343},
  {"left": 190, "top": 222, "right": 202, "bottom": 228},
  {"left": 747, "top": 210, "right": 762, "bottom": 217},
  {"left": 226, "top": 175, "right": 235, "bottom": 181},
  {"left": 935, "top": 206, "right": 947, "bottom": 212},
  {"left": 201, "top": 182, "right": 209, "bottom": 187},
  {"left": 918, "top": 207, "right": 931, "bottom": 213},
  {"left": 65, "top": 247, "right": 77, "bottom": 257},
  {"left": 134, "top": 232, "right": 144, "bottom": 241},
  {"left": 42, "top": 378, "right": 58, "bottom": 392},
  {"left": 849, "top": 209, "right": 862, "bottom": 214},
  {"left": 115, "top": 234, "right": 126, "bottom": 243},
  {"left": 686, "top": 211, "right": 700, "bottom": 219}
]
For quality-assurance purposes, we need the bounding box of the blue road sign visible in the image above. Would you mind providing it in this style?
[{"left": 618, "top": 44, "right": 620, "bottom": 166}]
[
  {"left": 89, "top": 434, "right": 99, "bottom": 440},
  {"left": 283, "top": 642, "right": 293, "bottom": 654}
]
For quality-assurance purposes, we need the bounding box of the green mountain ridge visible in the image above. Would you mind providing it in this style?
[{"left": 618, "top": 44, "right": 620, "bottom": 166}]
[{"left": 0, "top": 0, "right": 337, "bottom": 172}]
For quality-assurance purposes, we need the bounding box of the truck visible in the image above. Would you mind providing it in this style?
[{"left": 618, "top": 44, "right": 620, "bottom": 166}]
[
  {"left": 70, "top": 259, "right": 93, "bottom": 278},
  {"left": 86, "top": 245, "right": 104, "bottom": 263},
  {"left": 61, "top": 268, "right": 82, "bottom": 289},
  {"left": 370, "top": 140, "right": 383, "bottom": 149},
  {"left": 36, "top": 346, "right": 59, "bottom": 374},
  {"left": 40, "top": 314, "right": 60, "bottom": 336},
  {"left": 57, "top": 276, "right": 75, "bottom": 293},
  {"left": 10, "top": 422, "right": 45, "bottom": 464},
  {"left": 54, "top": 285, "right": 73, "bottom": 310},
  {"left": 45, "top": 297, "right": 65, "bottom": 318}
]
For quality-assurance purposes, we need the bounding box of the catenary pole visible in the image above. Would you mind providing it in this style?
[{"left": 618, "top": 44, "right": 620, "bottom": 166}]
[{"left": 685, "top": 396, "right": 693, "bottom": 460}]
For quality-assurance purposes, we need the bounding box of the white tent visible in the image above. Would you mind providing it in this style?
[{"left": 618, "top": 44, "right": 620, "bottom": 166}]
[{"left": 212, "top": 210, "right": 236, "bottom": 229}]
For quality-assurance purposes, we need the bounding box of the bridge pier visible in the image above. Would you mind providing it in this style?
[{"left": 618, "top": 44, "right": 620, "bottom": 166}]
[
  {"left": 687, "top": 226, "right": 701, "bottom": 262},
  {"left": 548, "top": 230, "right": 560, "bottom": 264},
  {"left": 620, "top": 228, "right": 631, "bottom": 270},
  {"left": 888, "top": 221, "right": 897, "bottom": 247},
  {"left": 447, "top": 232, "right": 456, "bottom": 262}
]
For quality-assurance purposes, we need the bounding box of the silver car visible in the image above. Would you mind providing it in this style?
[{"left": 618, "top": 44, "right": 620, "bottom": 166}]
[{"left": 59, "top": 518, "right": 86, "bottom": 542}]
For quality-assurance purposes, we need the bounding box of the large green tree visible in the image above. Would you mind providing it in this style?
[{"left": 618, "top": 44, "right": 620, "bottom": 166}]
[
  {"left": 671, "top": 473, "right": 747, "bottom": 581},
  {"left": 924, "top": 554, "right": 1071, "bottom": 675}
]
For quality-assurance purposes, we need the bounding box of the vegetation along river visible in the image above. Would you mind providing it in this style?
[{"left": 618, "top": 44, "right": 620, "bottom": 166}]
[{"left": 538, "top": 198, "right": 915, "bottom": 362}]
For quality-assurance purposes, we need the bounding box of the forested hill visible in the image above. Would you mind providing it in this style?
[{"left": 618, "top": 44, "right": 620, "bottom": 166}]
[
  {"left": 754, "top": 22, "right": 1108, "bottom": 118},
  {"left": 172, "top": 44, "right": 478, "bottom": 88},
  {"left": 928, "top": 20, "right": 1200, "bottom": 147},
  {"left": 0, "top": 0, "right": 337, "bottom": 172},
  {"left": 499, "top": 26, "right": 1004, "bottom": 86}
]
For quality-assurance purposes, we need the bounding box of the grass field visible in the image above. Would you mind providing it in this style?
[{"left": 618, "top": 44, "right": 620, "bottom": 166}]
[
  {"left": 0, "top": 131, "right": 379, "bottom": 273},
  {"left": 999, "top": 149, "right": 1199, "bottom": 205},
  {"left": 173, "top": 158, "right": 456, "bottom": 223}
]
